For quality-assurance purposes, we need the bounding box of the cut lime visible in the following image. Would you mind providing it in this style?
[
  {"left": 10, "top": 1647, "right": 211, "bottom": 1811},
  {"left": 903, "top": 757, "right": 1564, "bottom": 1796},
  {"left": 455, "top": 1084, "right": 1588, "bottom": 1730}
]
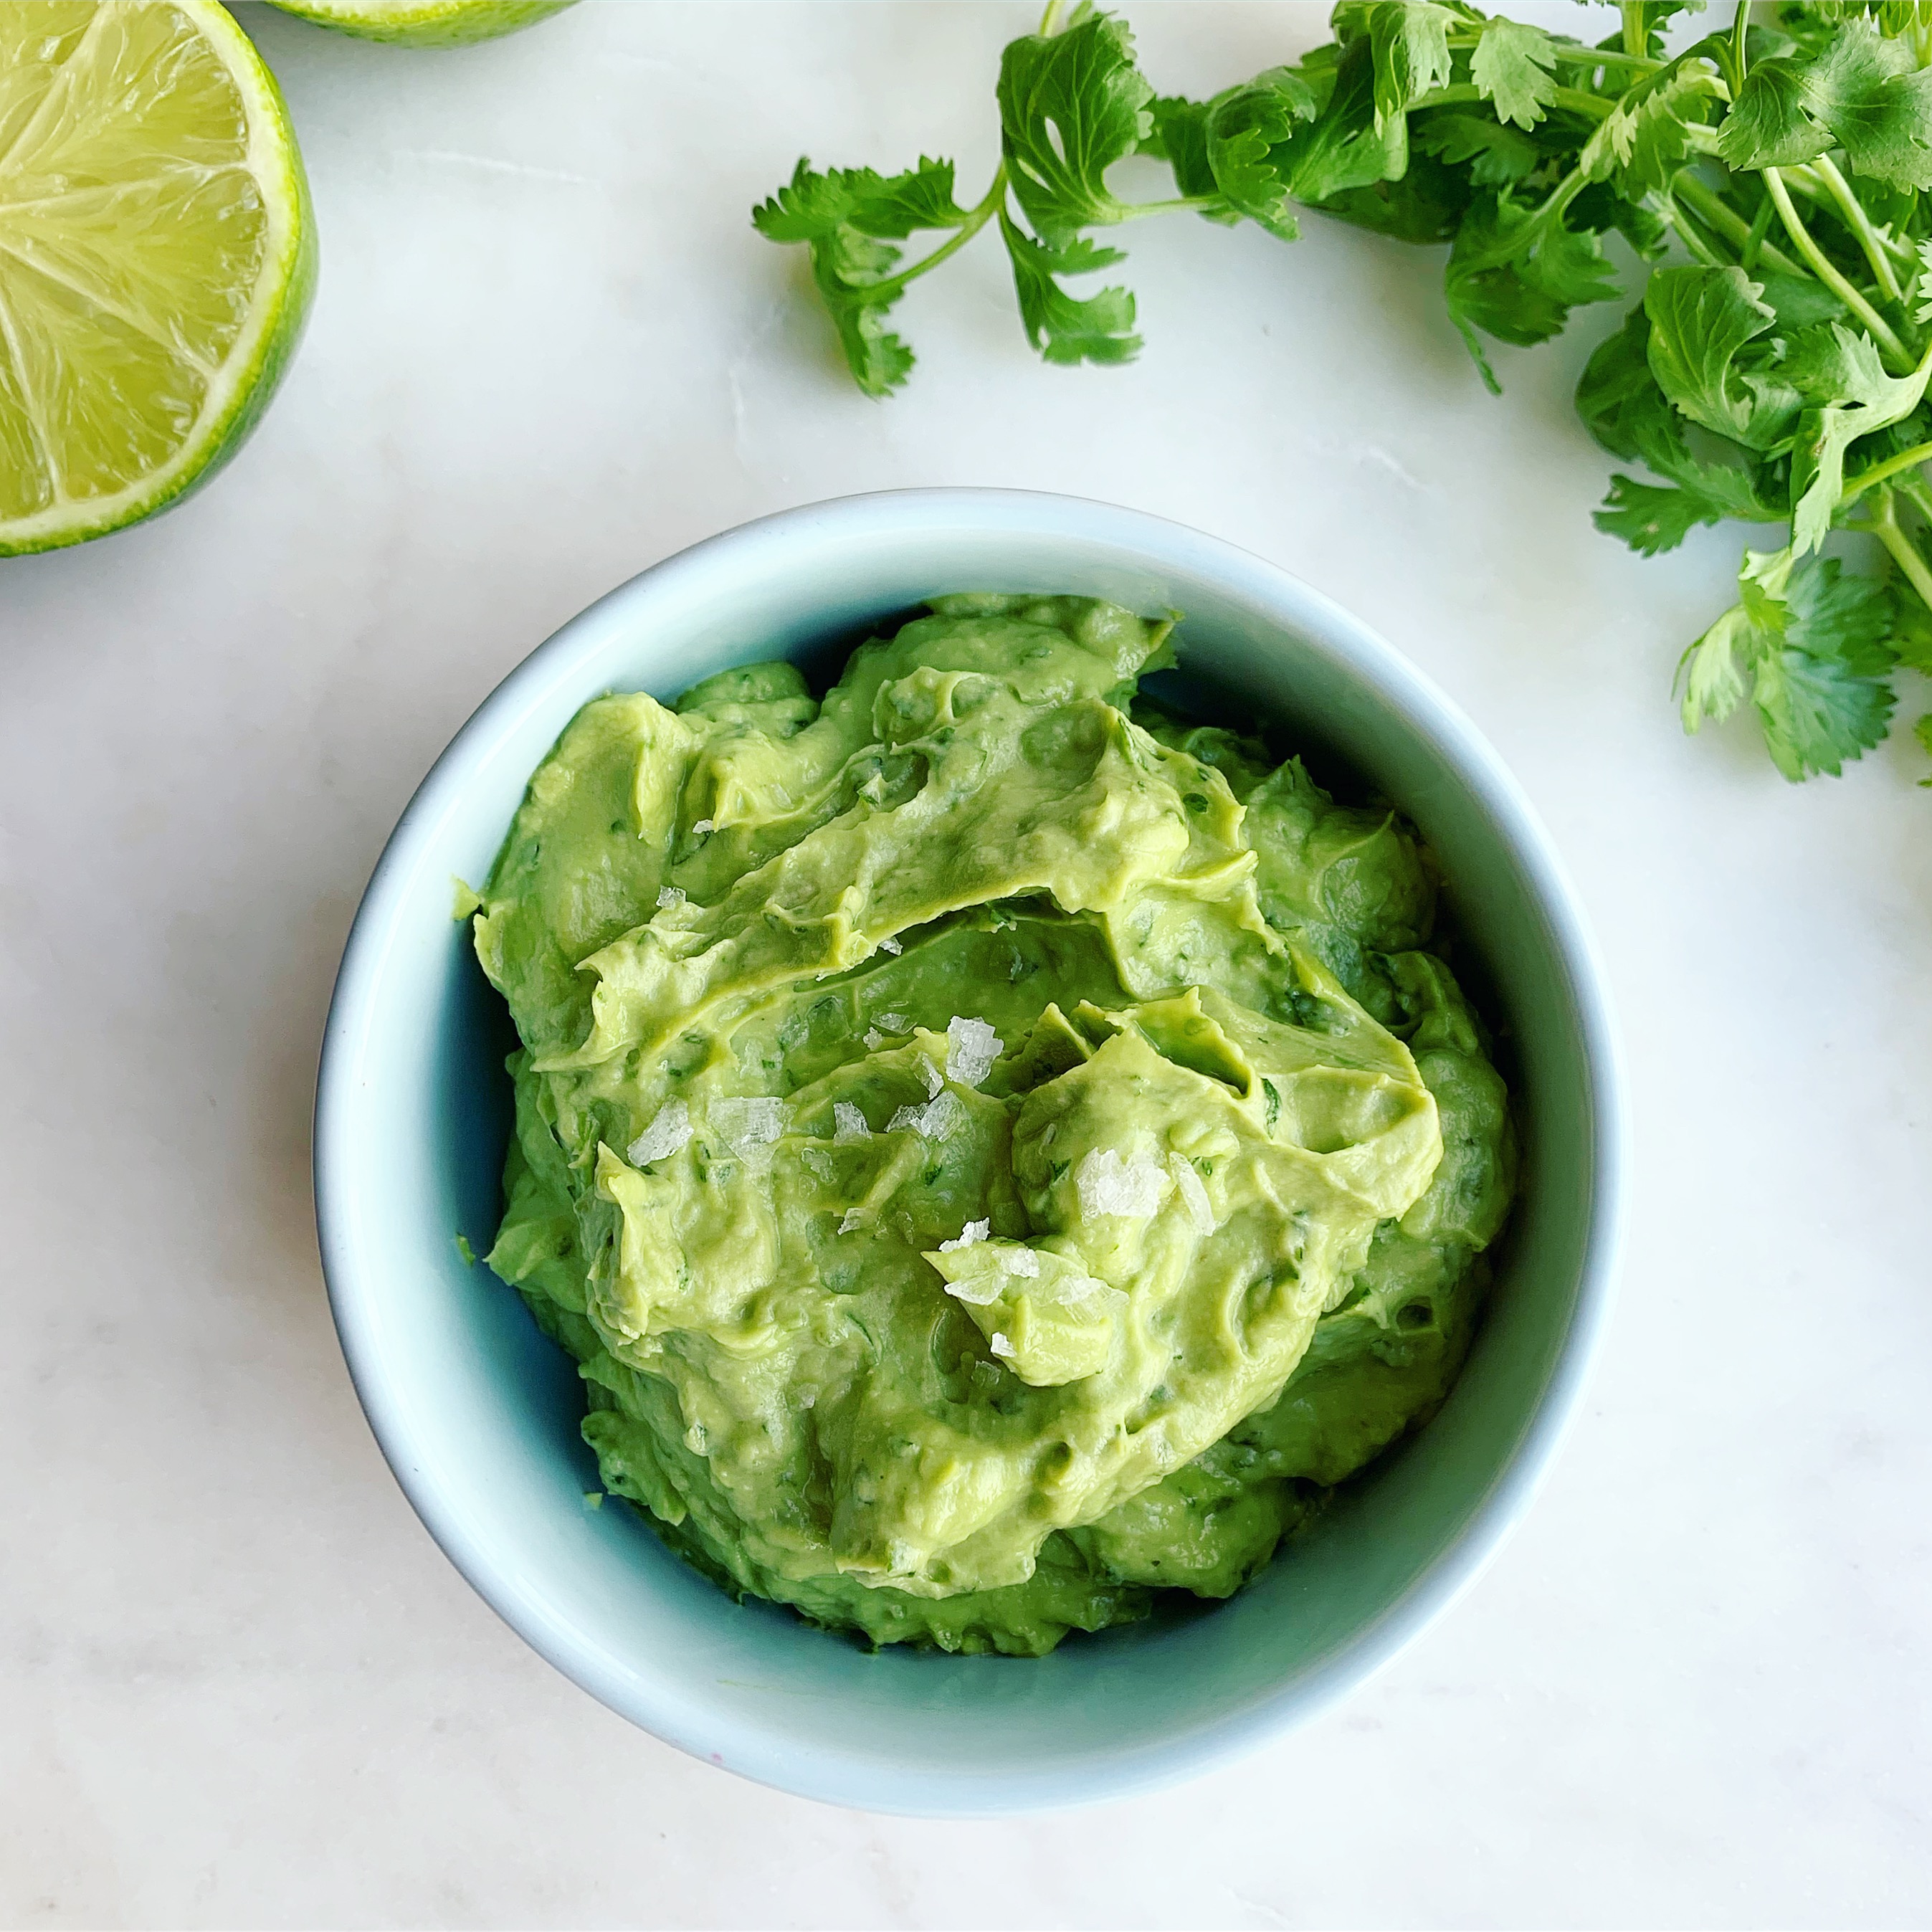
[
  {"left": 0, "top": 1, "right": 315, "bottom": 557},
  {"left": 262, "top": 0, "right": 576, "bottom": 47}
]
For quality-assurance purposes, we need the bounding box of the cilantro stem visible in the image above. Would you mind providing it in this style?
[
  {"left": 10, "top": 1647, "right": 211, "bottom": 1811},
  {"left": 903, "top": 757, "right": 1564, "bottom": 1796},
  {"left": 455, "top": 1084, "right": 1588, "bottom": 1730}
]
[
  {"left": 1800, "top": 156, "right": 1909, "bottom": 296},
  {"left": 1842, "top": 439, "right": 1932, "bottom": 508},
  {"left": 1665, "top": 190, "right": 1731, "bottom": 268},
  {"left": 1119, "top": 195, "right": 1223, "bottom": 216},
  {"left": 1412, "top": 82, "right": 1614, "bottom": 120},
  {"left": 865, "top": 169, "right": 1009, "bottom": 300},
  {"left": 1671, "top": 173, "right": 1804, "bottom": 279},
  {"left": 1862, "top": 487, "right": 1932, "bottom": 612},
  {"left": 1762, "top": 166, "right": 1911, "bottom": 368},
  {"left": 1620, "top": 1, "right": 1648, "bottom": 60},
  {"left": 1738, "top": 189, "right": 1776, "bottom": 271},
  {"left": 1731, "top": 0, "right": 1751, "bottom": 81},
  {"left": 1552, "top": 47, "right": 1657, "bottom": 72}
]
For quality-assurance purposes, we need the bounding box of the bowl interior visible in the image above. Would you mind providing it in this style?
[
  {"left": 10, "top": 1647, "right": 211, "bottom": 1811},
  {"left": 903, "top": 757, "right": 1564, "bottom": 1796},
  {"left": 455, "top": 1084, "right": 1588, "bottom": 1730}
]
[{"left": 319, "top": 492, "right": 1616, "bottom": 1815}]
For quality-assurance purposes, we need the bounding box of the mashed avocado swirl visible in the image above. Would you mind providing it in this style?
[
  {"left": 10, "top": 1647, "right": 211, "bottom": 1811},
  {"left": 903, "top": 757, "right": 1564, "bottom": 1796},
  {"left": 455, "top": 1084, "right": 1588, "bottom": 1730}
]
[{"left": 472, "top": 596, "right": 1516, "bottom": 1655}]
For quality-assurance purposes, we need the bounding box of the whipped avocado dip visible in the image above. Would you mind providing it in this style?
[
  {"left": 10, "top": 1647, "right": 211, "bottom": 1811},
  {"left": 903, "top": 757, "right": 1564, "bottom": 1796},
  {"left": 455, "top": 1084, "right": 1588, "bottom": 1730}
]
[{"left": 470, "top": 595, "right": 1516, "bottom": 1655}]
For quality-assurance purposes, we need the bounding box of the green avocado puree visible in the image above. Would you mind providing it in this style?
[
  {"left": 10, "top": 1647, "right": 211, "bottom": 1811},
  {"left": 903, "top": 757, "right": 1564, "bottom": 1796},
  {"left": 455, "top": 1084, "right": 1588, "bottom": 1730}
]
[{"left": 471, "top": 596, "right": 1516, "bottom": 1655}]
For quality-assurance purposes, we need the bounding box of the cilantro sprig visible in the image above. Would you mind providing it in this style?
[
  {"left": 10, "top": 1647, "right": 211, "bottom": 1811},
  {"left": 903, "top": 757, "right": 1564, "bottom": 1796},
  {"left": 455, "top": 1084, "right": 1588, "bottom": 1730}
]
[{"left": 756, "top": 0, "right": 1932, "bottom": 787}]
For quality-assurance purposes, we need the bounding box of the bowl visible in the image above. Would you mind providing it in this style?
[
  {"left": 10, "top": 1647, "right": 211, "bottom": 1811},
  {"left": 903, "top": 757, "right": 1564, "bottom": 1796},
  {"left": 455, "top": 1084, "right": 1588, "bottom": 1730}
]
[{"left": 315, "top": 488, "right": 1624, "bottom": 1816}]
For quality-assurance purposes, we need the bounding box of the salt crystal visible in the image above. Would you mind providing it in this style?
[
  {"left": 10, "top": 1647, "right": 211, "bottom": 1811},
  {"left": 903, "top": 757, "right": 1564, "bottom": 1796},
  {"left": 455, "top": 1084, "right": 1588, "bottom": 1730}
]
[
  {"left": 920, "top": 1057, "right": 944, "bottom": 1099},
  {"left": 832, "top": 1101, "right": 870, "bottom": 1143},
  {"left": 1169, "top": 1151, "right": 1214, "bottom": 1235},
  {"left": 1074, "top": 1148, "right": 1169, "bottom": 1220},
  {"left": 691, "top": 818, "right": 715, "bottom": 835},
  {"left": 877, "top": 1012, "right": 910, "bottom": 1032},
  {"left": 946, "top": 1015, "right": 1001, "bottom": 1088},
  {"left": 941, "top": 1275, "right": 1001, "bottom": 1307},
  {"left": 886, "top": 1090, "right": 965, "bottom": 1141},
  {"left": 878, "top": 936, "right": 903, "bottom": 955},
  {"left": 938, "top": 1219, "right": 989, "bottom": 1253},
  {"left": 655, "top": 885, "right": 685, "bottom": 910},
  {"left": 839, "top": 1208, "right": 865, "bottom": 1234},
  {"left": 989, "top": 1333, "right": 1016, "bottom": 1360},
  {"left": 711, "top": 1097, "right": 789, "bottom": 1161},
  {"left": 864, "top": 1029, "right": 885, "bottom": 1052},
  {"left": 1052, "top": 1272, "right": 1115, "bottom": 1313},
  {"left": 1006, "top": 1248, "right": 1041, "bottom": 1278},
  {"left": 626, "top": 1100, "right": 692, "bottom": 1166}
]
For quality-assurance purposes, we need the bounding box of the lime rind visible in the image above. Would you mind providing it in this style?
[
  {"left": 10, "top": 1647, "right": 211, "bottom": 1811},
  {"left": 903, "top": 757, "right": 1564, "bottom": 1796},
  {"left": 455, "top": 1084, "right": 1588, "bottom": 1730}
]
[
  {"left": 263, "top": 0, "right": 577, "bottom": 48},
  {"left": 0, "top": 0, "right": 316, "bottom": 558}
]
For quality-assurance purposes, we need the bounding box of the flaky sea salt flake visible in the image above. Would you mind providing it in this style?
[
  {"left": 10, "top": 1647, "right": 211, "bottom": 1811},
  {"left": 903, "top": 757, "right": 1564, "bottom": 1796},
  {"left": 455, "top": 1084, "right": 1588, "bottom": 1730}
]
[
  {"left": 655, "top": 885, "right": 685, "bottom": 910},
  {"left": 626, "top": 1100, "right": 692, "bottom": 1166},
  {"left": 1075, "top": 1147, "right": 1169, "bottom": 1220},
  {"left": 711, "top": 1097, "right": 789, "bottom": 1160},
  {"left": 946, "top": 1015, "right": 1001, "bottom": 1088},
  {"left": 1169, "top": 1151, "right": 1214, "bottom": 1234},
  {"left": 941, "top": 1276, "right": 1001, "bottom": 1307},
  {"left": 833, "top": 1101, "right": 870, "bottom": 1143},
  {"left": 886, "top": 1090, "right": 965, "bottom": 1141},
  {"left": 878, "top": 936, "right": 903, "bottom": 956},
  {"left": 938, "top": 1219, "right": 989, "bottom": 1253},
  {"left": 989, "top": 1333, "right": 1016, "bottom": 1360}
]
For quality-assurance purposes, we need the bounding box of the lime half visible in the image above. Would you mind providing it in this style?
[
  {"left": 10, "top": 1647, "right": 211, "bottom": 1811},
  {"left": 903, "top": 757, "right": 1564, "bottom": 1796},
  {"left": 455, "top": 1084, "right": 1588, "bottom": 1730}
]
[
  {"left": 0, "top": 1, "right": 314, "bottom": 557},
  {"left": 263, "top": 0, "right": 576, "bottom": 47}
]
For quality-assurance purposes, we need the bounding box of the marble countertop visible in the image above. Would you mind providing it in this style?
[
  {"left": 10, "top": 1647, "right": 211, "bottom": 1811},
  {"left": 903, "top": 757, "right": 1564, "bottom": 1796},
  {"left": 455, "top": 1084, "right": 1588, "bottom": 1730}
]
[{"left": 4, "top": 4, "right": 1928, "bottom": 1926}]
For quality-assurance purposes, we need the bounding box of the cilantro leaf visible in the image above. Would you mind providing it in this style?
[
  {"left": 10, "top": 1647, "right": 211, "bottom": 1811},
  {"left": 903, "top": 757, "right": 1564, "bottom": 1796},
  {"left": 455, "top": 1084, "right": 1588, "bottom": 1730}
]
[
  {"left": 1596, "top": 457, "right": 1785, "bottom": 555},
  {"left": 1445, "top": 192, "right": 1619, "bottom": 385},
  {"left": 1754, "top": 639, "right": 1897, "bottom": 779},
  {"left": 1203, "top": 68, "right": 1318, "bottom": 238},
  {"left": 1414, "top": 111, "right": 1542, "bottom": 186},
  {"left": 1780, "top": 323, "right": 1932, "bottom": 551},
  {"left": 1916, "top": 712, "right": 1932, "bottom": 783},
  {"left": 1678, "top": 546, "right": 1898, "bottom": 776},
  {"left": 1145, "top": 95, "right": 1237, "bottom": 219},
  {"left": 1576, "top": 303, "right": 1662, "bottom": 458},
  {"left": 1718, "top": 59, "right": 1833, "bottom": 170},
  {"left": 1580, "top": 62, "right": 1723, "bottom": 199},
  {"left": 1245, "top": 37, "right": 1407, "bottom": 209},
  {"left": 1364, "top": 1, "right": 1457, "bottom": 133},
  {"left": 1642, "top": 266, "right": 1803, "bottom": 451},
  {"left": 1470, "top": 18, "right": 1560, "bottom": 131},
  {"left": 1677, "top": 602, "right": 1753, "bottom": 728},
  {"left": 753, "top": 158, "right": 972, "bottom": 396},
  {"left": 998, "top": 209, "right": 1141, "bottom": 366},
  {"left": 1579, "top": 308, "right": 1786, "bottom": 554},
  {"left": 1315, "top": 150, "right": 1472, "bottom": 242},
  {"left": 1718, "top": 30, "right": 1932, "bottom": 188},
  {"left": 753, "top": 156, "right": 968, "bottom": 243},
  {"left": 1893, "top": 586, "right": 1932, "bottom": 675},
  {"left": 998, "top": 10, "right": 1153, "bottom": 239}
]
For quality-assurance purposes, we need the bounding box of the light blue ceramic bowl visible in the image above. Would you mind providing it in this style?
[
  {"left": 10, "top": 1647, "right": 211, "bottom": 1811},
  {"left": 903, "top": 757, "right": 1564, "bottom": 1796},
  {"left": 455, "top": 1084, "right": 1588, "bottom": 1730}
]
[{"left": 315, "top": 489, "right": 1624, "bottom": 1816}]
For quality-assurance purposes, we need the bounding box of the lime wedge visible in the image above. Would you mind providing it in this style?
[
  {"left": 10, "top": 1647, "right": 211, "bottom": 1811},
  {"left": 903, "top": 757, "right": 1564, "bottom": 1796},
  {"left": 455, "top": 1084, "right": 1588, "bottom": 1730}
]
[
  {"left": 0, "top": 1, "right": 314, "bottom": 557},
  {"left": 263, "top": 0, "right": 576, "bottom": 47}
]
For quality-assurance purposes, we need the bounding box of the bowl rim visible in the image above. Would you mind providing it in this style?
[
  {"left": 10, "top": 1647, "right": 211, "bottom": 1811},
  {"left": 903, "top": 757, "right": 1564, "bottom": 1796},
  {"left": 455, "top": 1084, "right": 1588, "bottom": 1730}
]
[{"left": 314, "top": 486, "right": 1627, "bottom": 1815}]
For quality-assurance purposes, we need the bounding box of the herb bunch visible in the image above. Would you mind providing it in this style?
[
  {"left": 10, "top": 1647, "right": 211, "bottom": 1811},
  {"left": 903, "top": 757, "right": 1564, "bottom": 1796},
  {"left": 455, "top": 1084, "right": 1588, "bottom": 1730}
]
[{"left": 753, "top": 0, "right": 1932, "bottom": 786}]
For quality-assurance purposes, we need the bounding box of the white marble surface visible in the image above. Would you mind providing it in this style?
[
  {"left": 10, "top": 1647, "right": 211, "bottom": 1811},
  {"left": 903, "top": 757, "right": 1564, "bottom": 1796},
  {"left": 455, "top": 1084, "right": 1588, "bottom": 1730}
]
[{"left": 4, "top": 4, "right": 1930, "bottom": 1925}]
